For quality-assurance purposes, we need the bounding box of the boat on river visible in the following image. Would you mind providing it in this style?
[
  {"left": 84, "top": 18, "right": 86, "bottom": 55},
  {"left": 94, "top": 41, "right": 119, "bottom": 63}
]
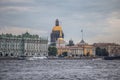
[{"left": 26, "top": 56, "right": 47, "bottom": 60}]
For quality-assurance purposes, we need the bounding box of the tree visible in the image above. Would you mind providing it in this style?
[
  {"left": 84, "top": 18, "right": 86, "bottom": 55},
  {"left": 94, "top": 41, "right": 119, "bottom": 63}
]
[
  {"left": 62, "top": 52, "right": 68, "bottom": 57},
  {"left": 96, "top": 47, "right": 101, "bottom": 56},
  {"left": 96, "top": 47, "right": 109, "bottom": 56},
  {"left": 50, "top": 43, "right": 56, "bottom": 46},
  {"left": 48, "top": 47, "right": 57, "bottom": 56},
  {"left": 102, "top": 48, "right": 109, "bottom": 56}
]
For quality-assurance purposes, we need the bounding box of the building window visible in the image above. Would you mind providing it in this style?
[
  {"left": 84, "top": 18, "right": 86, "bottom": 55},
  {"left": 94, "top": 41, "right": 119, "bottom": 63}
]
[
  {"left": 26, "top": 53, "right": 28, "bottom": 56},
  {"left": 0, "top": 52, "right": 2, "bottom": 56},
  {"left": 5, "top": 54, "right": 8, "bottom": 57},
  {"left": 43, "top": 54, "right": 46, "bottom": 56},
  {"left": 11, "top": 53, "right": 13, "bottom": 56}
]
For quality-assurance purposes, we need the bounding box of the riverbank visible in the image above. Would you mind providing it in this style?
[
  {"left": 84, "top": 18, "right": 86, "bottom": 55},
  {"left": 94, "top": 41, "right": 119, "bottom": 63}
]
[
  {"left": 0, "top": 56, "right": 102, "bottom": 60},
  {"left": 104, "top": 56, "right": 120, "bottom": 60},
  {"left": 1, "top": 56, "right": 120, "bottom": 60}
]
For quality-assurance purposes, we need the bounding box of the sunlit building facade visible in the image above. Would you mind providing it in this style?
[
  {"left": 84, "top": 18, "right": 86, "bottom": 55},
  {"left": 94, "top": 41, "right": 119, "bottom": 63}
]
[{"left": 57, "top": 40, "right": 95, "bottom": 57}]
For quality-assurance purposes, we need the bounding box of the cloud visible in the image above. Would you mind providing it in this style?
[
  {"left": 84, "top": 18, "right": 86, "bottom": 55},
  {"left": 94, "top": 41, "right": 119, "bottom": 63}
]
[
  {"left": 0, "top": 0, "right": 120, "bottom": 44},
  {"left": 88, "top": 11, "right": 120, "bottom": 44},
  {"left": 0, "top": 0, "right": 36, "bottom": 13},
  {"left": 0, "top": 26, "right": 48, "bottom": 37},
  {"left": 0, "top": 6, "right": 34, "bottom": 12},
  {"left": 0, "top": 0, "right": 34, "bottom": 3}
]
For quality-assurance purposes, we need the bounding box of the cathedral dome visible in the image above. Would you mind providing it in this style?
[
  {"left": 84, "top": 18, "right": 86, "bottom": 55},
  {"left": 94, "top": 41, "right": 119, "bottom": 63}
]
[
  {"left": 52, "top": 26, "right": 62, "bottom": 31},
  {"left": 50, "top": 19, "right": 64, "bottom": 44},
  {"left": 52, "top": 19, "right": 63, "bottom": 31}
]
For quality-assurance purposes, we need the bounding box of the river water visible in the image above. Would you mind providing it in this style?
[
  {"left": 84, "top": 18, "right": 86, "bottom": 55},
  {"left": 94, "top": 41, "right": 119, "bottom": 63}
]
[{"left": 0, "top": 59, "right": 120, "bottom": 80}]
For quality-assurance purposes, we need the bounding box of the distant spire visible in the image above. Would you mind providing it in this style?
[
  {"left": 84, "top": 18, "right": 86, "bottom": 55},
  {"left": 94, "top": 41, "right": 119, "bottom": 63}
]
[
  {"left": 55, "top": 19, "right": 59, "bottom": 26},
  {"left": 81, "top": 29, "right": 83, "bottom": 40},
  {"left": 80, "top": 29, "right": 85, "bottom": 44}
]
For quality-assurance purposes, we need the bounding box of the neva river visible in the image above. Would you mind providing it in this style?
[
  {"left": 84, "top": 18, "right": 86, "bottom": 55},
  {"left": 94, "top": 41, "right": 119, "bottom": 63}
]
[{"left": 0, "top": 60, "right": 120, "bottom": 80}]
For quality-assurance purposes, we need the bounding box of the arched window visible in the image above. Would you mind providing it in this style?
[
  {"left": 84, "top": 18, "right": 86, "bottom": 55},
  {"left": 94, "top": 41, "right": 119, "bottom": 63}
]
[
  {"left": 5, "top": 54, "right": 8, "bottom": 57},
  {"left": 87, "top": 52, "right": 90, "bottom": 56},
  {"left": 43, "top": 54, "right": 46, "bottom": 56},
  {"left": 0, "top": 52, "right": 2, "bottom": 56},
  {"left": 76, "top": 54, "right": 78, "bottom": 57},
  {"left": 26, "top": 53, "right": 28, "bottom": 56},
  {"left": 11, "top": 53, "right": 13, "bottom": 56}
]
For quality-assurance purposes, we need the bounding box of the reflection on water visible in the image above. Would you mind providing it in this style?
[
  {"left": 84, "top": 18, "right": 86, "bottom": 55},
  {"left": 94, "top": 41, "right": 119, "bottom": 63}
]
[{"left": 0, "top": 60, "right": 120, "bottom": 80}]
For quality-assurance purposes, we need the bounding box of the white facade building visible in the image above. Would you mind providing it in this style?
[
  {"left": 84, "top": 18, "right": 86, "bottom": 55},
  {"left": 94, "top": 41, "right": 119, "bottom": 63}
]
[
  {"left": 108, "top": 45, "right": 120, "bottom": 56},
  {"left": 0, "top": 37, "right": 48, "bottom": 57}
]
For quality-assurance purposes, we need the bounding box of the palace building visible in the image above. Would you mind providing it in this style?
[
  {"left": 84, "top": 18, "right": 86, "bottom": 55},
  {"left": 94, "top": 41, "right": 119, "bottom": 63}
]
[{"left": 0, "top": 32, "right": 48, "bottom": 57}]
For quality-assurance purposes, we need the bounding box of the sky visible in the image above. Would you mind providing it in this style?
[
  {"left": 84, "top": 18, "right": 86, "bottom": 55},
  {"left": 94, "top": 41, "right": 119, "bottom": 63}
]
[{"left": 0, "top": 0, "right": 120, "bottom": 44}]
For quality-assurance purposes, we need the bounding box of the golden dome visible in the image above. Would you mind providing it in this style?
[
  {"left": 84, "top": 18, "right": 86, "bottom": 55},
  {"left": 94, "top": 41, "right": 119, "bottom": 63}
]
[{"left": 52, "top": 26, "right": 62, "bottom": 31}]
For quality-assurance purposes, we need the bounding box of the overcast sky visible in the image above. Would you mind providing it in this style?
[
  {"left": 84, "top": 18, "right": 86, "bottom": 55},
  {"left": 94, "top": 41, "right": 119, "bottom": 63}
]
[{"left": 0, "top": 0, "right": 120, "bottom": 44}]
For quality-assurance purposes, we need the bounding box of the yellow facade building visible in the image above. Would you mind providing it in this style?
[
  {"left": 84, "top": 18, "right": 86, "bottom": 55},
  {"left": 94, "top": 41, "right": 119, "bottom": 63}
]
[
  {"left": 57, "top": 44, "right": 95, "bottom": 57},
  {"left": 82, "top": 45, "right": 95, "bottom": 56}
]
